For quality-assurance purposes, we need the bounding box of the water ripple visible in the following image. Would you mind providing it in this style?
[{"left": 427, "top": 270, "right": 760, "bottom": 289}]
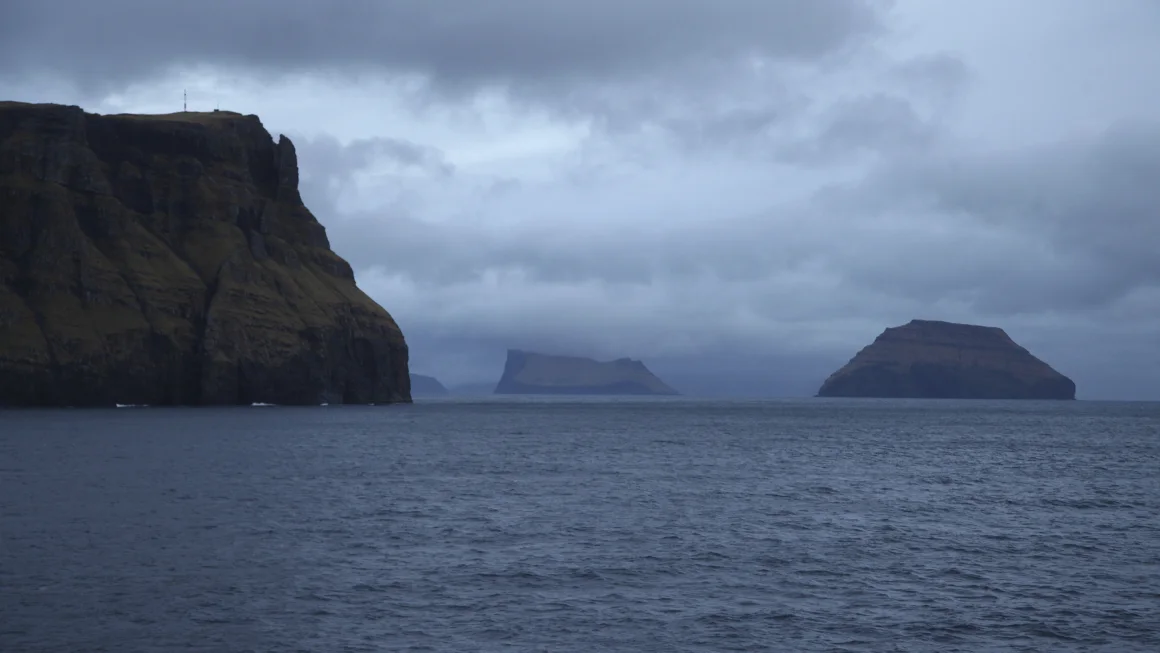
[{"left": 2, "top": 399, "right": 1159, "bottom": 652}]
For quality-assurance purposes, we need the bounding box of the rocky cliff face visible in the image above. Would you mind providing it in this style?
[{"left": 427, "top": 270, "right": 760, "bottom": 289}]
[
  {"left": 494, "top": 349, "right": 679, "bottom": 395},
  {"left": 817, "top": 319, "right": 1075, "bottom": 400},
  {"left": 0, "top": 101, "right": 410, "bottom": 406}
]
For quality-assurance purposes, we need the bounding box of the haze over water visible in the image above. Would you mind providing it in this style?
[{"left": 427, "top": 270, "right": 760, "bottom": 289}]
[{"left": 2, "top": 398, "right": 1159, "bottom": 652}]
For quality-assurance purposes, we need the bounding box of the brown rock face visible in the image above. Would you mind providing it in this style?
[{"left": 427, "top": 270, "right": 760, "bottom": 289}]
[
  {"left": 817, "top": 319, "right": 1075, "bottom": 400},
  {"left": 0, "top": 101, "right": 410, "bottom": 406}
]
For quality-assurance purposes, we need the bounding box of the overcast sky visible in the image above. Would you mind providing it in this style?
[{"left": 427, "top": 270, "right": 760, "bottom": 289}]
[{"left": 2, "top": 0, "right": 1158, "bottom": 398}]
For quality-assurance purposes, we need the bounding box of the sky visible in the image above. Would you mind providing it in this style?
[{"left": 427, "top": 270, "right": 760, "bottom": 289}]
[{"left": 2, "top": 0, "right": 1158, "bottom": 398}]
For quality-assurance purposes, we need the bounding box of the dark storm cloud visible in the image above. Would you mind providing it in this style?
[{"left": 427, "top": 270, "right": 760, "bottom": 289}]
[
  {"left": 775, "top": 92, "right": 936, "bottom": 164},
  {"left": 889, "top": 53, "right": 971, "bottom": 100},
  {"left": 293, "top": 134, "right": 453, "bottom": 214},
  {"left": 817, "top": 94, "right": 934, "bottom": 152},
  {"left": 0, "top": 0, "right": 883, "bottom": 94},
  {"left": 296, "top": 109, "right": 1160, "bottom": 352},
  {"left": 305, "top": 196, "right": 823, "bottom": 291},
  {"left": 614, "top": 51, "right": 971, "bottom": 162},
  {"left": 837, "top": 119, "right": 1160, "bottom": 313}
]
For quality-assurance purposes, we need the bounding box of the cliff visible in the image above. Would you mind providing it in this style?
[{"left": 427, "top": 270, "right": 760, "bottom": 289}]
[
  {"left": 494, "top": 349, "right": 679, "bottom": 395},
  {"left": 817, "top": 319, "right": 1075, "bottom": 400},
  {"left": 0, "top": 101, "right": 410, "bottom": 406},
  {"left": 410, "top": 373, "right": 448, "bottom": 396}
]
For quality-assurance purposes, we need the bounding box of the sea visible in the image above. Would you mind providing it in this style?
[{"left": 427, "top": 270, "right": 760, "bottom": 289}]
[{"left": 1, "top": 397, "right": 1158, "bottom": 653}]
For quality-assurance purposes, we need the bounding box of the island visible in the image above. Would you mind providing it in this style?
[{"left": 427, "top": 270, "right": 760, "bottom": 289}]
[
  {"left": 410, "top": 373, "right": 449, "bottom": 396},
  {"left": 448, "top": 382, "right": 498, "bottom": 396},
  {"left": 817, "top": 319, "right": 1075, "bottom": 399},
  {"left": 494, "top": 349, "right": 679, "bottom": 395},
  {"left": 0, "top": 102, "right": 410, "bottom": 407}
]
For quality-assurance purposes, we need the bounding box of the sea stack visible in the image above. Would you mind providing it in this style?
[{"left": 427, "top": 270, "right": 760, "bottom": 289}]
[
  {"left": 817, "top": 319, "right": 1075, "bottom": 400},
  {"left": 494, "top": 349, "right": 679, "bottom": 395},
  {"left": 0, "top": 102, "right": 410, "bottom": 406}
]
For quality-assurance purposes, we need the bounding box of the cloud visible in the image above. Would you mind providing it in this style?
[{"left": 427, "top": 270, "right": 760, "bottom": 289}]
[
  {"left": 775, "top": 92, "right": 936, "bottom": 164},
  {"left": 839, "top": 119, "right": 1160, "bottom": 313},
  {"left": 890, "top": 53, "right": 970, "bottom": 95},
  {"left": 0, "top": 0, "right": 883, "bottom": 96},
  {"left": 304, "top": 112, "right": 1160, "bottom": 321},
  {"left": 286, "top": 94, "right": 1160, "bottom": 397}
]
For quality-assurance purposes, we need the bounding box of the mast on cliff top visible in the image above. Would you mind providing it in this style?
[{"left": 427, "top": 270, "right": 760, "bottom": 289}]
[{"left": 183, "top": 89, "right": 187, "bottom": 112}]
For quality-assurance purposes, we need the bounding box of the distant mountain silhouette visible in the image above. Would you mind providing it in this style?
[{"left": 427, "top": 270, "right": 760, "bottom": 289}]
[
  {"left": 448, "top": 382, "right": 497, "bottom": 396},
  {"left": 494, "top": 349, "right": 678, "bottom": 395},
  {"left": 410, "top": 374, "right": 449, "bottom": 396}
]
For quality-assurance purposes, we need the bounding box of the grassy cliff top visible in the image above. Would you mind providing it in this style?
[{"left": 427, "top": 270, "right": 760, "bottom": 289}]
[
  {"left": 103, "top": 110, "right": 252, "bottom": 124},
  {"left": 0, "top": 101, "right": 254, "bottom": 125}
]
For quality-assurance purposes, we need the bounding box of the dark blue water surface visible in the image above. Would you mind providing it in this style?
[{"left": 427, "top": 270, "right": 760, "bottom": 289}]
[{"left": 2, "top": 398, "right": 1159, "bottom": 652}]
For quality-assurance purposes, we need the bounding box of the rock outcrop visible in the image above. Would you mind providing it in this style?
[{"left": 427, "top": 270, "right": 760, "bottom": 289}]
[
  {"left": 409, "top": 374, "right": 448, "bottom": 396},
  {"left": 817, "top": 319, "right": 1075, "bottom": 400},
  {"left": 0, "top": 101, "right": 410, "bottom": 406},
  {"left": 494, "top": 349, "right": 679, "bottom": 395}
]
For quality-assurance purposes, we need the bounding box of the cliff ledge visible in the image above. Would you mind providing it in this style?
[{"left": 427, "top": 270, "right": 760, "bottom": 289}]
[{"left": 0, "top": 101, "right": 410, "bottom": 406}]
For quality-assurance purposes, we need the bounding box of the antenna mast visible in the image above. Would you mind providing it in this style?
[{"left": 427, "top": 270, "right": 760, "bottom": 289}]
[{"left": 183, "top": 89, "right": 187, "bottom": 112}]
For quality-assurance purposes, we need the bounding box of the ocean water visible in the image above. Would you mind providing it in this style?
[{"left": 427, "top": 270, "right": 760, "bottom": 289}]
[{"left": 2, "top": 398, "right": 1158, "bottom": 653}]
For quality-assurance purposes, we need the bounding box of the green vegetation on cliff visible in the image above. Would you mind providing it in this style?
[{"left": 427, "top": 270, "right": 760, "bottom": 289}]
[{"left": 0, "top": 102, "right": 410, "bottom": 406}]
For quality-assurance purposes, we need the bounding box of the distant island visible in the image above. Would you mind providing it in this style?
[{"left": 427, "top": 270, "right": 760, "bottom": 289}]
[
  {"left": 0, "top": 102, "right": 410, "bottom": 406},
  {"left": 409, "top": 374, "right": 449, "bottom": 396},
  {"left": 817, "top": 319, "right": 1076, "bottom": 400},
  {"left": 494, "top": 349, "right": 679, "bottom": 395},
  {"left": 449, "top": 382, "right": 497, "bottom": 396}
]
